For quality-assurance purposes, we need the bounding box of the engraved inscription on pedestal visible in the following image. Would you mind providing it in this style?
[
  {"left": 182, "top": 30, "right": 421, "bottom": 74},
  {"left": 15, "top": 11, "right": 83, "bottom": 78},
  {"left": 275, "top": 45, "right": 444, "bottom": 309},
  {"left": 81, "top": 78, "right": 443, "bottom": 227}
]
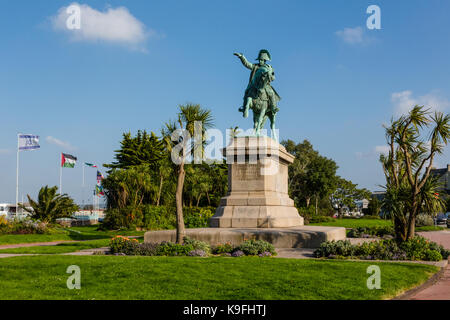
[{"left": 210, "top": 136, "right": 304, "bottom": 228}]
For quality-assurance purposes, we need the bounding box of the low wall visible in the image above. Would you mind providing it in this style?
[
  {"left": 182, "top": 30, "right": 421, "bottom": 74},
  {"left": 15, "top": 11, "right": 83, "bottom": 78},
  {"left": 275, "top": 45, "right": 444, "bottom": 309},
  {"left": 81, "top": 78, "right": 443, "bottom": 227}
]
[{"left": 144, "top": 226, "right": 346, "bottom": 248}]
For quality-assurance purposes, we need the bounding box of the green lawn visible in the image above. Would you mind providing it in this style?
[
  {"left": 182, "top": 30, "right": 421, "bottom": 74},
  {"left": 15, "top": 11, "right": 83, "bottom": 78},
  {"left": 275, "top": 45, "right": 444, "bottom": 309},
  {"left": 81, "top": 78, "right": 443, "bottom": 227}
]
[
  {"left": 0, "top": 255, "right": 437, "bottom": 300},
  {"left": 416, "top": 226, "right": 446, "bottom": 232},
  {"left": 0, "top": 239, "right": 111, "bottom": 254},
  {"left": 309, "top": 218, "right": 393, "bottom": 229},
  {"left": 0, "top": 226, "right": 146, "bottom": 245}
]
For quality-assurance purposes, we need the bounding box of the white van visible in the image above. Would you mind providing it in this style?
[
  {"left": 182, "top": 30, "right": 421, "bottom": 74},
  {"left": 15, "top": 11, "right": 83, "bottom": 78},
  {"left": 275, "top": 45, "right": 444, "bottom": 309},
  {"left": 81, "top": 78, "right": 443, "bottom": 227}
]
[{"left": 0, "top": 203, "right": 15, "bottom": 219}]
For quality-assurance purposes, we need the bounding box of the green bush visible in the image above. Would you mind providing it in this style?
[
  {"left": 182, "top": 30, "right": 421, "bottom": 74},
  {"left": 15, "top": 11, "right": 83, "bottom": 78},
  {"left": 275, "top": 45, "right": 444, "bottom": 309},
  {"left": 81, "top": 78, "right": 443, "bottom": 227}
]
[
  {"left": 103, "top": 205, "right": 216, "bottom": 230},
  {"left": 415, "top": 214, "right": 434, "bottom": 227},
  {"left": 298, "top": 207, "right": 333, "bottom": 223},
  {"left": 313, "top": 240, "right": 356, "bottom": 257},
  {"left": 360, "top": 215, "right": 381, "bottom": 220},
  {"left": 425, "top": 249, "right": 442, "bottom": 261},
  {"left": 109, "top": 237, "right": 278, "bottom": 258},
  {"left": 183, "top": 237, "right": 211, "bottom": 254},
  {"left": 213, "top": 242, "right": 234, "bottom": 254},
  {"left": 102, "top": 208, "right": 135, "bottom": 230},
  {"left": 237, "top": 239, "right": 276, "bottom": 256},
  {"left": 137, "top": 243, "right": 159, "bottom": 256},
  {"left": 155, "top": 242, "right": 194, "bottom": 256},
  {"left": 307, "top": 216, "right": 335, "bottom": 224},
  {"left": 347, "top": 226, "right": 394, "bottom": 238},
  {"left": 0, "top": 219, "right": 52, "bottom": 235},
  {"left": 184, "top": 207, "right": 215, "bottom": 228},
  {"left": 142, "top": 206, "right": 176, "bottom": 230},
  {"left": 109, "top": 236, "right": 140, "bottom": 255}
]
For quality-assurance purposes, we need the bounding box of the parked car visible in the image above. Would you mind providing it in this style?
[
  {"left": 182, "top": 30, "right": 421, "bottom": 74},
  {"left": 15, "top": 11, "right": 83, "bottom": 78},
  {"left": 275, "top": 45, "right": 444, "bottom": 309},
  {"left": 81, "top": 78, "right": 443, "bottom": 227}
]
[
  {"left": 435, "top": 213, "right": 449, "bottom": 225},
  {"left": 447, "top": 218, "right": 450, "bottom": 228}
]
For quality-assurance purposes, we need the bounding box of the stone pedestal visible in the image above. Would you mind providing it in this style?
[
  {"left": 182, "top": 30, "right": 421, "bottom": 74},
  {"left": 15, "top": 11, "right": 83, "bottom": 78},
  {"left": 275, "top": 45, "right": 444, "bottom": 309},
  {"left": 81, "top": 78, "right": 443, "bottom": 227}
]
[{"left": 210, "top": 136, "right": 303, "bottom": 228}]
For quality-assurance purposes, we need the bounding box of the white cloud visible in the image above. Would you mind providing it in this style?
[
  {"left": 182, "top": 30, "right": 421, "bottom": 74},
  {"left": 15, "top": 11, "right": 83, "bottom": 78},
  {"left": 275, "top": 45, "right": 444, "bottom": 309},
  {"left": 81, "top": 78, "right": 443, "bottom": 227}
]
[
  {"left": 46, "top": 136, "right": 76, "bottom": 150},
  {"left": 356, "top": 145, "right": 389, "bottom": 159},
  {"left": 374, "top": 145, "right": 389, "bottom": 155},
  {"left": 391, "top": 90, "right": 450, "bottom": 116},
  {"left": 51, "top": 3, "right": 153, "bottom": 51},
  {"left": 335, "top": 26, "right": 365, "bottom": 44}
]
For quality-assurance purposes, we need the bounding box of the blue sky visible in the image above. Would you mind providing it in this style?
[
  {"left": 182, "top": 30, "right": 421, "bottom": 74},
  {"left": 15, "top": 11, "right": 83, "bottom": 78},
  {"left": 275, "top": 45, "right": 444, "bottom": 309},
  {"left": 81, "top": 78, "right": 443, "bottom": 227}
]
[{"left": 1, "top": 0, "right": 450, "bottom": 204}]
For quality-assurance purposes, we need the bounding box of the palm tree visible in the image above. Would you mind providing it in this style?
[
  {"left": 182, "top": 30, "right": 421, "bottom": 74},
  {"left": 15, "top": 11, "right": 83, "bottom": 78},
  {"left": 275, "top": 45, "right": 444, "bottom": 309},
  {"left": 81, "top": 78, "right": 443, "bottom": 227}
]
[
  {"left": 380, "top": 105, "right": 450, "bottom": 241},
  {"left": 20, "top": 186, "right": 79, "bottom": 223},
  {"left": 162, "top": 104, "right": 214, "bottom": 243}
]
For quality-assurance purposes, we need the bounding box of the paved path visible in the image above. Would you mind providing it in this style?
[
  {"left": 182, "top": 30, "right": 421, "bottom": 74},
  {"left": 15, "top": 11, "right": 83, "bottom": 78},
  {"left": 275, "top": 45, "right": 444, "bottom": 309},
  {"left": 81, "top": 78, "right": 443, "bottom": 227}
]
[
  {"left": 275, "top": 248, "right": 315, "bottom": 259},
  {"left": 405, "top": 230, "right": 450, "bottom": 300},
  {"left": 407, "top": 258, "right": 450, "bottom": 300},
  {"left": 0, "top": 253, "right": 39, "bottom": 258},
  {"left": 0, "top": 240, "right": 78, "bottom": 250},
  {"left": 418, "top": 230, "right": 450, "bottom": 249}
]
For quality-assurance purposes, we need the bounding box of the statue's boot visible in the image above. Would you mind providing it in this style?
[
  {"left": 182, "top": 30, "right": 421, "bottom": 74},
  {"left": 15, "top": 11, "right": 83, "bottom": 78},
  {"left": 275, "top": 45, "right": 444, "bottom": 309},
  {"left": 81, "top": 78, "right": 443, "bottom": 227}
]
[{"left": 238, "top": 106, "right": 249, "bottom": 118}]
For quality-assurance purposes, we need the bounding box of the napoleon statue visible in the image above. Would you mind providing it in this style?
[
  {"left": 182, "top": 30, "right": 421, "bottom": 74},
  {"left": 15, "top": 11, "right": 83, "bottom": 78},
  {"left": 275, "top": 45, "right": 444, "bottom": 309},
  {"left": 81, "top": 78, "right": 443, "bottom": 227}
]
[{"left": 234, "top": 49, "right": 280, "bottom": 139}]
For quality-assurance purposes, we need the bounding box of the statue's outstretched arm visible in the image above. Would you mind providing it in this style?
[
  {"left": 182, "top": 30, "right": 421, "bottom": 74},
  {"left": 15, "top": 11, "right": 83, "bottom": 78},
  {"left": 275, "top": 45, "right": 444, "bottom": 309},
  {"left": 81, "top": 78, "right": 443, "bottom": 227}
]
[{"left": 234, "top": 52, "right": 253, "bottom": 70}]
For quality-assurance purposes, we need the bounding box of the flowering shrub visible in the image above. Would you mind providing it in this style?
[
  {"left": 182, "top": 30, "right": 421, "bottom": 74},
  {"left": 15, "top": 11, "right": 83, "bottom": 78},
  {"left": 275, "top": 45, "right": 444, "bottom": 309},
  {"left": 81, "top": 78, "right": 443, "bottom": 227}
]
[
  {"left": 213, "top": 242, "right": 234, "bottom": 254},
  {"left": 0, "top": 219, "right": 51, "bottom": 235},
  {"left": 0, "top": 216, "right": 7, "bottom": 226},
  {"left": 212, "top": 239, "right": 276, "bottom": 257},
  {"left": 258, "top": 251, "right": 273, "bottom": 257},
  {"left": 237, "top": 239, "right": 276, "bottom": 256},
  {"left": 109, "top": 236, "right": 140, "bottom": 255},
  {"left": 188, "top": 249, "right": 207, "bottom": 257},
  {"left": 231, "top": 250, "right": 244, "bottom": 257},
  {"left": 183, "top": 237, "right": 211, "bottom": 254}
]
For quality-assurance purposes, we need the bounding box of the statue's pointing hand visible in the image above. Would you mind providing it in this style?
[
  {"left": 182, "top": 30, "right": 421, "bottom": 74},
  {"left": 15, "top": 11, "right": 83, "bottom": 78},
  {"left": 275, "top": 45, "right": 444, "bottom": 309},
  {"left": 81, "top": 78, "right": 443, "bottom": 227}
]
[{"left": 234, "top": 52, "right": 243, "bottom": 58}]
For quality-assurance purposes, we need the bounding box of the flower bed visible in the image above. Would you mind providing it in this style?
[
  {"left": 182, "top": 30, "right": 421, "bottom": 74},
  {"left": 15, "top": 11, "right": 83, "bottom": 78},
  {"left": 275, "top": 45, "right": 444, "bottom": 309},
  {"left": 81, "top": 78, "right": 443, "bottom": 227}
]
[
  {"left": 0, "top": 217, "right": 52, "bottom": 235},
  {"left": 108, "top": 236, "right": 276, "bottom": 257},
  {"left": 314, "top": 236, "right": 450, "bottom": 261}
]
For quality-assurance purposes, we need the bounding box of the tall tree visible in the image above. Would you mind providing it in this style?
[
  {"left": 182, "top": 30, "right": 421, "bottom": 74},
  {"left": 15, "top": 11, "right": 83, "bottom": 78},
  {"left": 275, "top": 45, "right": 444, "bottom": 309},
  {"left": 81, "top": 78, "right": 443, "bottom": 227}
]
[
  {"left": 102, "top": 165, "right": 156, "bottom": 209},
  {"left": 330, "top": 177, "right": 371, "bottom": 217},
  {"left": 104, "top": 130, "right": 165, "bottom": 170},
  {"left": 367, "top": 196, "right": 381, "bottom": 216},
  {"left": 282, "top": 139, "right": 320, "bottom": 207},
  {"left": 380, "top": 105, "right": 449, "bottom": 241},
  {"left": 301, "top": 155, "right": 338, "bottom": 215},
  {"left": 162, "top": 104, "right": 214, "bottom": 243}
]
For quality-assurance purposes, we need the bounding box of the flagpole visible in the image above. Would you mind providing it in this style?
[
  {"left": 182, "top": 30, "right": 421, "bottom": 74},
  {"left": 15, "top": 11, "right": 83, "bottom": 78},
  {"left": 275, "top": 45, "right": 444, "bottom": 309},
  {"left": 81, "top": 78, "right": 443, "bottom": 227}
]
[
  {"left": 59, "top": 153, "right": 62, "bottom": 194},
  {"left": 82, "top": 163, "right": 85, "bottom": 208},
  {"left": 16, "top": 133, "right": 20, "bottom": 216},
  {"left": 82, "top": 163, "right": 85, "bottom": 187}
]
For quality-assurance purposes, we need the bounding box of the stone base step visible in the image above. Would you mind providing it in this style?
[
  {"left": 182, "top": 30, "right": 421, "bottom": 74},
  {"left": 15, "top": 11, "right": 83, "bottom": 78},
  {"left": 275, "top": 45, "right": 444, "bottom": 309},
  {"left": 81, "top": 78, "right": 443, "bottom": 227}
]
[{"left": 144, "top": 226, "right": 346, "bottom": 249}]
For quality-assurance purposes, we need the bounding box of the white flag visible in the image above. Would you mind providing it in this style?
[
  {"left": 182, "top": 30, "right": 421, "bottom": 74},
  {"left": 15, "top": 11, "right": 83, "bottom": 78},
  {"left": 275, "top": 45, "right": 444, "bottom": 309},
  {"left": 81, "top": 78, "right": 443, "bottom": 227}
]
[{"left": 18, "top": 134, "right": 40, "bottom": 151}]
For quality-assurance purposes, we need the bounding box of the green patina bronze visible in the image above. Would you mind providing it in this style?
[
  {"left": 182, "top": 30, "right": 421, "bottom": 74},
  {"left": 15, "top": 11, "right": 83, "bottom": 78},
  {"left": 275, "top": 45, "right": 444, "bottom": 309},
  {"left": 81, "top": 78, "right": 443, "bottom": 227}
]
[{"left": 234, "top": 49, "right": 280, "bottom": 139}]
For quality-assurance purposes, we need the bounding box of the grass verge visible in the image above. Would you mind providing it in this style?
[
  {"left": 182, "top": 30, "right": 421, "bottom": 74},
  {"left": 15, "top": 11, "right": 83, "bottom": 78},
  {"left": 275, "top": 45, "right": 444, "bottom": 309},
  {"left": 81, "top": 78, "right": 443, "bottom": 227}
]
[
  {"left": 0, "top": 255, "right": 438, "bottom": 300},
  {"left": 0, "top": 239, "right": 111, "bottom": 254},
  {"left": 0, "top": 226, "right": 145, "bottom": 245},
  {"left": 309, "top": 218, "right": 392, "bottom": 229}
]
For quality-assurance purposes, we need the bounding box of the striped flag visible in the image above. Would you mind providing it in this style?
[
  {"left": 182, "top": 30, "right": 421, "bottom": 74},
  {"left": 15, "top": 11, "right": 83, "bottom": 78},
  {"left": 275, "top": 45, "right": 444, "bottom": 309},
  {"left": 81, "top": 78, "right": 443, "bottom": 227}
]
[
  {"left": 18, "top": 134, "right": 40, "bottom": 151},
  {"left": 61, "top": 153, "right": 77, "bottom": 168},
  {"left": 96, "top": 170, "right": 104, "bottom": 197},
  {"left": 95, "top": 185, "right": 105, "bottom": 197},
  {"left": 96, "top": 170, "right": 104, "bottom": 183},
  {"left": 85, "top": 162, "right": 97, "bottom": 168}
]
